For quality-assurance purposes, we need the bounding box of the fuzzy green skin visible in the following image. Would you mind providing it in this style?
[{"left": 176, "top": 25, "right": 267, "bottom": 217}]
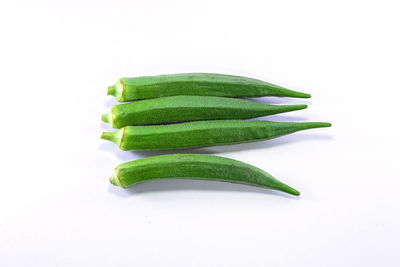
[
  {"left": 107, "top": 73, "right": 311, "bottom": 102},
  {"left": 101, "top": 120, "right": 331, "bottom": 150},
  {"left": 109, "top": 154, "right": 300, "bottom": 196},
  {"left": 102, "top": 95, "right": 307, "bottom": 128}
]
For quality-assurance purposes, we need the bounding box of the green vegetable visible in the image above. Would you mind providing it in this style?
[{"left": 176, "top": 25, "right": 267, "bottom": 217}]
[
  {"left": 109, "top": 154, "right": 300, "bottom": 196},
  {"left": 108, "top": 73, "right": 311, "bottom": 102},
  {"left": 101, "top": 120, "right": 331, "bottom": 150},
  {"left": 102, "top": 95, "right": 307, "bottom": 128}
]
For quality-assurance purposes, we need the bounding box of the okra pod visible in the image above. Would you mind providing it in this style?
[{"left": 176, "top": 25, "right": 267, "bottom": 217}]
[
  {"left": 109, "top": 154, "right": 300, "bottom": 196},
  {"left": 108, "top": 73, "right": 311, "bottom": 102},
  {"left": 101, "top": 120, "right": 331, "bottom": 150},
  {"left": 102, "top": 95, "right": 307, "bottom": 128}
]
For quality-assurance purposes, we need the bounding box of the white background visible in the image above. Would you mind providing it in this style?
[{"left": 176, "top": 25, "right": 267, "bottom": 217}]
[{"left": 1, "top": 0, "right": 399, "bottom": 266}]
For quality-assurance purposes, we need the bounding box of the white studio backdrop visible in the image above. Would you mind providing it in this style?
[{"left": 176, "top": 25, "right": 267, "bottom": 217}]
[{"left": 0, "top": 0, "right": 399, "bottom": 266}]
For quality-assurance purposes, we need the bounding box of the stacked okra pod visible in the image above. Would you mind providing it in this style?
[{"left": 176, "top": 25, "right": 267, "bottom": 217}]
[{"left": 102, "top": 73, "right": 331, "bottom": 196}]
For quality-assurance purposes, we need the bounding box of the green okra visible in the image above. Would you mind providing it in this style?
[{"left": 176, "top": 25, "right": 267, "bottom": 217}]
[
  {"left": 108, "top": 73, "right": 311, "bottom": 102},
  {"left": 109, "top": 154, "right": 300, "bottom": 196},
  {"left": 102, "top": 95, "right": 307, "bottom": 128},
  {"left": 101, "top": 120, "right": 331, "bottom": 150}
]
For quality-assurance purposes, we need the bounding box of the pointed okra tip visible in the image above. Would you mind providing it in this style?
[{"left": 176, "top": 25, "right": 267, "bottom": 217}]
[
  {"left": 296, "top": 104, "right": 308, "bottom": 110},
  {"left": 318, "top": 122, "right": 332, "bottom": 128},
  {"left": 299, "top": 122, "right": 332, "bottom": 129},
  {"left": 304, "top": 122, "right": 332, "bottom": 131},
  {"left": 277, "top": 182, "right": 300, "bottom": 196},
  {"left": 268, "top": 172, "right": 301, "bottom": 196},
  {"left": 295, "top": 91, "right": 311, "bottom": 98},
  {"left": 289, "top": 90, "right": 311, "bottom": 98},
  {"left": 282, "top": 104, "right": 308, "bottom": 112},
  {"left": 286, "top": 187, "right": 301, "bottom": 196},
  {"left": 275, "top": 86, "right": 311, "bottom": 98}
]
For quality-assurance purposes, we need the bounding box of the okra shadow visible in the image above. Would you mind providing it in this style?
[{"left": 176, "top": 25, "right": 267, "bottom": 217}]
[
  {"left": 244, "top": 96, "right": 312, "bottom": 105},
  {"left": 100, "top": 121, "right": 114, "bottom": 131},
  {"left": 104, "top": 96, "right": 120, "bottom": 109},
  {"left": 107, "top": 179, "right": 300, "bottom": 199},
  {"left": 251, "top": 114, "right": 308, "bottom": 122}
]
